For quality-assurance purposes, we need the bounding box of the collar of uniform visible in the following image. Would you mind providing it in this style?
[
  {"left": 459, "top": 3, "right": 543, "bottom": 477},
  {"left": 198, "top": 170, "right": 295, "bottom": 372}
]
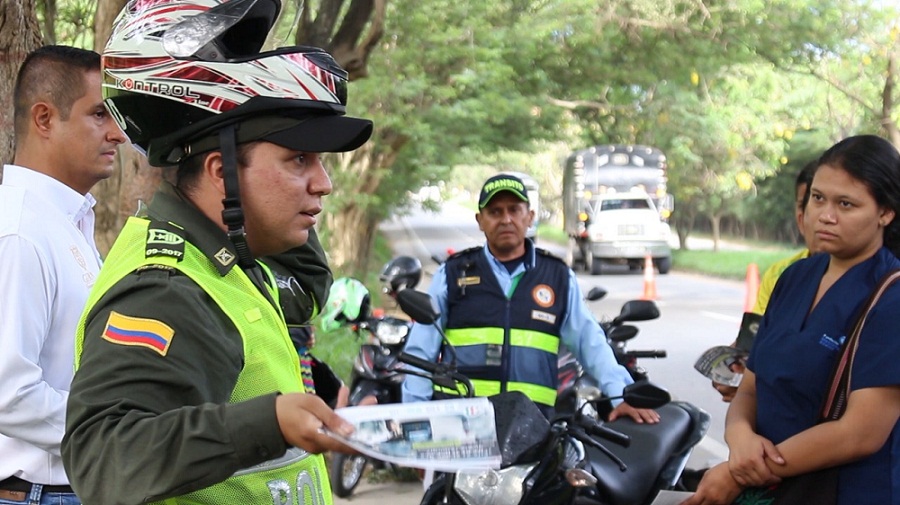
[
  {"left": 144, "top": 182, "right": 240, "bottom": 276},
  {"left": 481, "top": 238, "right": 537, "bottom": 272}
]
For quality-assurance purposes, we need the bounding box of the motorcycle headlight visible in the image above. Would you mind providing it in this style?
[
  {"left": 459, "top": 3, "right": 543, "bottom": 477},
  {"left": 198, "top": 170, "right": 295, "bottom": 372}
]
[
  {"left": 454, "top": 464, "right": 536, "bottom": 505},
  {"left": 374, "top": 320, "right": 409, "bottom": 345}
]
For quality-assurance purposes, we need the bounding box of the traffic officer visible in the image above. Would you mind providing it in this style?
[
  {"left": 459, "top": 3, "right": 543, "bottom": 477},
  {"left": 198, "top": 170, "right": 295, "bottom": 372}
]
[
  {"left": 402, "top": 174, "right": 659, "bottom": 423},
  {"left": 61, "top": 0, "right": 373, "bottom": 504}
]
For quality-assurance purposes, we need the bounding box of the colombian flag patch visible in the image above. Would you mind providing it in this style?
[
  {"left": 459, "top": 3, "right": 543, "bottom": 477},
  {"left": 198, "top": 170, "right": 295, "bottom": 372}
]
[{"left": 102, "top": 311, "right": 175, "bottom": 356}]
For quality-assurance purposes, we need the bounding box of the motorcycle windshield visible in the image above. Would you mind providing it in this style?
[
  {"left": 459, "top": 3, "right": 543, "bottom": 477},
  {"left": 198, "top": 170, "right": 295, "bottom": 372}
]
[{"left": 489, "top": 392, "right": 549, "bottom": 467}]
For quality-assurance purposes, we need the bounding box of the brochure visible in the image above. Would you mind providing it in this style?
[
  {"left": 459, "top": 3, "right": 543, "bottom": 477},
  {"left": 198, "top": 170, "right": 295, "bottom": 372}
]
[
  {"left": 693, "top": 312, "right": 762, "bottom": 386},
  {"left": 324, "top": 397, "right": 501, "bottom": 472},
  {"left": 649, "top": 490, "right": 694, "bottom": 505},
  {"left": 693, "top": 345, "right": 747, "bottom": 387}
]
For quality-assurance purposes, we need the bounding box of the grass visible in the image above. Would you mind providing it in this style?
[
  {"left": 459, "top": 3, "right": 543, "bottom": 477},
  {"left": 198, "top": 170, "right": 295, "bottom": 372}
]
[
  {"left": 537, "top": 223, "right": 802, "bottom": 281},
  {"left": 672, "top": 248, "right": 802, "bottom": 280}
]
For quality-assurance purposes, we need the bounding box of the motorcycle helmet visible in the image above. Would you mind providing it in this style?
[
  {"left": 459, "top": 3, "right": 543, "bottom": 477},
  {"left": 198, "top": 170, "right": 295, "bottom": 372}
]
[
  {"left": 319, "top": 277, "right": 370, "bottom": 332},
  {"left": 102, "top": 0, "right": 373, "bottom": 165},
  {"left": 102, "top": 0, "right": 373, "bottom": 268},
  {"left": 379, "top": 255, "right": 422, "bottom": 294}
]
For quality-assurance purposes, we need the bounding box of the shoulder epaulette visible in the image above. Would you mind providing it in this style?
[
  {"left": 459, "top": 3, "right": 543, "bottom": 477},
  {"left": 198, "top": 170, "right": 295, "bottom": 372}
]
[
  {"left": 447, "top": 245, "right": 482, "bottom": 261},
  {"left": 535, "top": 247, "right": 566, "bottom": 265}
]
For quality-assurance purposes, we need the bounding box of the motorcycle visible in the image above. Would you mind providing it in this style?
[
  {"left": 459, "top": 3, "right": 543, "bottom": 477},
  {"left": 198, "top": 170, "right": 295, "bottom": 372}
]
[
  {"left": 393, "top": 289, "right": 710, "bottom": 505},
  {"left": 326, "top": 256, "right": 424, "bottom": 497}
]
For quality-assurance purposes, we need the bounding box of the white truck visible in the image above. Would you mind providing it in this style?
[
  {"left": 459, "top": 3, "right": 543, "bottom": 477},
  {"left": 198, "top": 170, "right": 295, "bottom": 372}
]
[{"left": 562, "top": 145, "right": 673, "bottom": 275}]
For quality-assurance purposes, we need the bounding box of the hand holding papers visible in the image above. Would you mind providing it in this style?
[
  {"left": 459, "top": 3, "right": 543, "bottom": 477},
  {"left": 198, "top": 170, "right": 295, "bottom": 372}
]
[{"left": 323, "top": 397, "right": 501, "bottom": 472}]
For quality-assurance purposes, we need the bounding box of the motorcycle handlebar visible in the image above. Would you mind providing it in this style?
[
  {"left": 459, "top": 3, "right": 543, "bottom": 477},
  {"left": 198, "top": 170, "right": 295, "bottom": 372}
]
[
  {"left": 626, "top": 350, "right": 668, "bottom": 359},
  {"left": 397, "top": 352, "right": 475, "bottom": 398},
  {"left": 581, "top": 416, "right": 631, "bottom": 447},
  {"left": 397, "top": 352, "right": 439, "bottom": 373}
]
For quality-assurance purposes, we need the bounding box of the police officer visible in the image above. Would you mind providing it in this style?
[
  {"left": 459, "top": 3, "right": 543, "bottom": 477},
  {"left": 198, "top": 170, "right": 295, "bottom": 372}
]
[
  {"left": 402, "top": 174, "right": 660, "bottom": 423},
  {"left": 61, "top": 0, "right": 373, "bottom": 503}
]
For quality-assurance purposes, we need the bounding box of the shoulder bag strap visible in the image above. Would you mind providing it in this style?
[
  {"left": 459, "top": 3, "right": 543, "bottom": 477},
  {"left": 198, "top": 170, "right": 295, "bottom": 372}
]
[{"left": 821, "top": 268, "right": 900, "bottom": 420}]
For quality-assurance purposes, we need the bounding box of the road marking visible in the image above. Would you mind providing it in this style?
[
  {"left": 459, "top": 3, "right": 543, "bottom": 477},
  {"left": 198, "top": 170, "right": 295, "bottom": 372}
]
[{"left": 700, "top": 311, "right": 741, "bottom": 324}]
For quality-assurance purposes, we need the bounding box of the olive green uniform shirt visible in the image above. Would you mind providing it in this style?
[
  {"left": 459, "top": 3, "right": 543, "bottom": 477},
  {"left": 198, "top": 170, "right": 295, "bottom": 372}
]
[{"left": 62, "top": 184, "right": 332, "bottom": 505}]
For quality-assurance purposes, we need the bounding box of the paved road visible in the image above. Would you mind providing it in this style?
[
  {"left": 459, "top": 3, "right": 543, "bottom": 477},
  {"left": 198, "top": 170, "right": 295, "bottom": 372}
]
[{"left": 334, "top": 479, "right": 423, "bottom": 505}]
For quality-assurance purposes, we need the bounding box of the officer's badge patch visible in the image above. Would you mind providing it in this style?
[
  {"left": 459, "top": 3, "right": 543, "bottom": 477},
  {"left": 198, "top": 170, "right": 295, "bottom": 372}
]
[
  {"left": 102, "top": 311, "right": 175, "bottom": 356},
  {"left": 532, "top": 284, "right": 555, "bottom": 308},
  {"left": 145, "top": 221, "right": 185, "bottom": 261},
  {"left": 532, "top": 310, "right": 557, "bottom": 325},
  {"left": 457, "top": 276, "right": 481, "bottom": 287}
]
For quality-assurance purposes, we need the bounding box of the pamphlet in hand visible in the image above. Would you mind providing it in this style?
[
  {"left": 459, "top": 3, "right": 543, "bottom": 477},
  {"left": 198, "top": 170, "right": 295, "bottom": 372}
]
[
  {"left": 323, "top": 397, "right": 501, "bottom": 472},
  {"left": 693, "top": 346, "right": 747, "bottom": 387},
  {"left": 693, "top": 312, "right": 762, "bottom": 386}
]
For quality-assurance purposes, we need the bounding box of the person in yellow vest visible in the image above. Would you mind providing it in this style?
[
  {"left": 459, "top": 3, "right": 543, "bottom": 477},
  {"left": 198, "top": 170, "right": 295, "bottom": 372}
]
[{"left": 60, "top": 1, "right": 373, "bottom": 504}]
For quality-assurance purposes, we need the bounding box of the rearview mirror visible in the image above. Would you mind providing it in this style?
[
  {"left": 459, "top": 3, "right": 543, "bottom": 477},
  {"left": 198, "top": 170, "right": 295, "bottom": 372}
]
[
  {"left": 396, "top": 290, "right": 440, "bottom": 324},
  {"left": 585, "top": 286, "right": 607, "bottom": 301},
  {"left": 616, "top": 300, "right": 660, "bottom": 323},
  {"left": 607, "top": 325, "right": 638, "bottom": 343}
]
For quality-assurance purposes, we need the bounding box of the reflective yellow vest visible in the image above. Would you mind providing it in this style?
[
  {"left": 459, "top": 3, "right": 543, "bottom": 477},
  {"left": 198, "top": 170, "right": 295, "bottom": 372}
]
[{"left": 75, "top": 216, "right": 330, "bottom": 505}]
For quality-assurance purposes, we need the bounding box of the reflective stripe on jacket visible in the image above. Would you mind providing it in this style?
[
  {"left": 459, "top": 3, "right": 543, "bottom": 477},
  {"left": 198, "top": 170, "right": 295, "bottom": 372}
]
[{"left": 442, "top": 247, "right": 569, "bottom": 407}]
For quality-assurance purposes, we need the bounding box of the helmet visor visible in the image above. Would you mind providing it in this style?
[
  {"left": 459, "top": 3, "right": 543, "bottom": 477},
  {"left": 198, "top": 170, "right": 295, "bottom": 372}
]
[{"left": 163, "top": 0, "right": 271, "bottom": 61}]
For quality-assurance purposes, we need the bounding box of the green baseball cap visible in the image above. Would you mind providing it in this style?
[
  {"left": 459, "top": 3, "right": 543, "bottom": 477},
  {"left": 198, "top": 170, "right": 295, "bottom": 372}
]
[{"left": 478, "top": 174, "right": 529, "bottom": 209}]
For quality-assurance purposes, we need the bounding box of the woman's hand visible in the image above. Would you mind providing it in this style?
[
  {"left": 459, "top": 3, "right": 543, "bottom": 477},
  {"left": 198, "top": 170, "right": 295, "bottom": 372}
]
[
  {"left": 678, "top": 463, "right": 743, "bottom": 505},
  {"left": 727, "top": 432, "right": 784, "bottom": 487}
]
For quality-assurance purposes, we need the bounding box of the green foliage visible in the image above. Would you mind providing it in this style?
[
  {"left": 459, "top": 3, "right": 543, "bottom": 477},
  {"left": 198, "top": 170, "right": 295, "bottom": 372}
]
[
  {"left": 36, "top": 0, "right": 97, "bottom": 48},
  {"left": 748, "top": 129, "right": 833, "bottom": 242}
]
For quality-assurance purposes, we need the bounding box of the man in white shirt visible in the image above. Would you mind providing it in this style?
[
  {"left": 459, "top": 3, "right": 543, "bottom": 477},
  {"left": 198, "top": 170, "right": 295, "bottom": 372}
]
[{"left": 0, "top": 45, "right": 126, "bottom": 504}]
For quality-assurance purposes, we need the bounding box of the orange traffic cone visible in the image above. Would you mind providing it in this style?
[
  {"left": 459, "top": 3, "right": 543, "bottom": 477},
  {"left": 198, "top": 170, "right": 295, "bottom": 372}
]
[
  {"left": 641, "top": 254, "right": 657, "bottom": 300},
  {"left": 744, "top": 263, "right": 760, "bottom": 313}
]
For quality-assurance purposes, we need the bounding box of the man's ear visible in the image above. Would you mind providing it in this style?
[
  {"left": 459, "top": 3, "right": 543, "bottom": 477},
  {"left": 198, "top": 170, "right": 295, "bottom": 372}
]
[
  {"left": 31, "top": 102, "right": 54, "bottom": 139},
  {"left": 202, "top": 151, "right": 226, "bottom": 195},
  {"left": 475, "top": 212, "right": 484, "bottom": 231}
]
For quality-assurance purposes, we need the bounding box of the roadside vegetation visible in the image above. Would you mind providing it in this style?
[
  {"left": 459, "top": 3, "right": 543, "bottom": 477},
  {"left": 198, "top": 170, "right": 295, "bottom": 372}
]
[{"left": 537, "top": 223, "right": 800, "bottom": 281}]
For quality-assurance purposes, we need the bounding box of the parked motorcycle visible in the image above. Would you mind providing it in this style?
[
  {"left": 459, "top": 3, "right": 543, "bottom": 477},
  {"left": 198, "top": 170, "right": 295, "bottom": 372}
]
[
  {"left": 324, "top": 256, "right": 423, "bottom": 497},
  {"left": 393, "top": 289, "right": 710, "bottom": 505}
]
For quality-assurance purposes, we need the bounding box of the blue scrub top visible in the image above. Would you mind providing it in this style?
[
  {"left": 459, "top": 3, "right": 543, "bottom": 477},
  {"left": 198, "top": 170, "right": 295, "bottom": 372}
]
[{"left": 748, "top": 246, "right": 900, "bottom": 504}]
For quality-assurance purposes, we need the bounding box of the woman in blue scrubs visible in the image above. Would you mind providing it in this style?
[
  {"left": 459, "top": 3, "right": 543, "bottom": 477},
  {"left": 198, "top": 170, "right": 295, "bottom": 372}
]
[{"left": 683, "top": 135, "right": 900, "bottom": 505}]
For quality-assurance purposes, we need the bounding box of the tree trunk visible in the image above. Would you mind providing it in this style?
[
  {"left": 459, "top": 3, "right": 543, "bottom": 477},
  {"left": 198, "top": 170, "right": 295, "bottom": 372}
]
[
  {"left": 0, "top": 0, "right": 42, "bottom": 169},
  {"left": 673, "top": 203, "right": 696, "bottom": 251},
  {"left": 321, "top": 129, "right": 407, "bottom": 275},
  {"left": 710, "top": 213, "right": 722, "bottom": 252},
  {"left": 881, "top": 49, "right": 900, "bottom": 148},
  {"left": 93, "top": 0, "right": 127, "bottom": 52}
]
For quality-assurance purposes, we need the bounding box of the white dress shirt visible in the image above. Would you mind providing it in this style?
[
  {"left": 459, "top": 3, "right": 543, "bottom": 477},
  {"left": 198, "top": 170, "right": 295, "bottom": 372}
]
[{"left": 0, "top": 165, "right": 102, "bottom": 484}]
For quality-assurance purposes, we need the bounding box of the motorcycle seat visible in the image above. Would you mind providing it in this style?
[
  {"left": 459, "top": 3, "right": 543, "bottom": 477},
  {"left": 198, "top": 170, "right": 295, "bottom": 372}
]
[{"left": 587, "top": 401, "right": 693, "bottom": 505}]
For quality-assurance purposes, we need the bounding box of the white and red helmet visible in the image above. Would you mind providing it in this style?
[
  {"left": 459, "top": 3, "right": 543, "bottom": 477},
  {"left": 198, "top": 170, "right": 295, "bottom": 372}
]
[{"left": 102, "top": 0, "right": 372, "bottom": 166}]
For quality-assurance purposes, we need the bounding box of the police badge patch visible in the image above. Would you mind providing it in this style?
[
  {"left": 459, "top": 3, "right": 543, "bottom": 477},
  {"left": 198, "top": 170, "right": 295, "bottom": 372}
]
[
  {"left": 145, "top": 221, "right": 185, "bottom": 261},
  {"left": 532, "top": 284, "right": 555, "bottom": 308}
]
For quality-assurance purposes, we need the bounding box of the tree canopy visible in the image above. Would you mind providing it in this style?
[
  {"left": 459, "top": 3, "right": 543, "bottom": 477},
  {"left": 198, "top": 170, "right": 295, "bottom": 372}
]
[{"left": 2, "top": 0, "right": 899, "bottom": 268}]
